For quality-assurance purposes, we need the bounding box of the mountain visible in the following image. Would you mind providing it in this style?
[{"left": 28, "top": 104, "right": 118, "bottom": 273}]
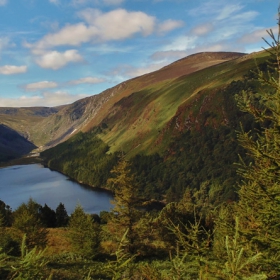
[
  {"left": 0, "top": 50, "right": 270, "bottom": 201},
  {"left": 0, "top": 106, "right": 63, "bottom": 142},
  {"left": 38, "top": 50, "right": 271, "bottom": 202},
  {"left": 0, "top": 124, "right": 37, "bottom": 162},
  {"left": 0, "top": 52, "right": 246, "bottom": 150}
]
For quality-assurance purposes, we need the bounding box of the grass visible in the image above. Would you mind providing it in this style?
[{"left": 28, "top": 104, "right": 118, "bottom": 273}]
[
  {"left": 97, "top": 51, "right": 270, "bottom": 158},
  {"left": 45, "top": 228, "right": 73, "bottom": 256}
]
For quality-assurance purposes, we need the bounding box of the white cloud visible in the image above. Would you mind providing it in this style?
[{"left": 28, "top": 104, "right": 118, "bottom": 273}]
[
  {"left": 188, "top": 1, "right": 242, "bottom": 18},
  {"left": 41, "top": 91, "right": 90, "bottom": 106},
  {"left": 23, "top": 81, "right": 58, "bottom": 91},
  {"left": 158, "top": 19, "right": 184, "bottom": 34},
  {"left": 109, "top": 62, "right": 167, "bottom": 80},
  {"left": 29, "top": 9, "right": 156, "bottom": 52},
  {"left": 0, "top": 91, "right": 90, "bottom": 107},
  {"left": 32, "top": 23, "right": 98, "bottom": 52},
  {"left": 80, "top": 8, "right": 156, "bottom": 40},
  {"left": 239, "top": 26, "right": 278, "bottom": 44},
  {"left": 163, "top": 35, "right": 197, "bottom": 51},
  {"left": 126, "top": 63, "right": 166, "bottom": 77},
  {"left": 0, "top": 37, "right": 10, "bottom": 55},
  {"left": 69, "top": 76, "right": 106, "bottom": 85},
  {"left": 35, "top": 49, "right": 83, "bottom": 70},
  {"left": 230, "top": 11, "right": 259, "bottom": 23},
  {"left": 0, "top": 0, "right": 7, "bottom": 6},
  {"left": 0, "top": 65, "right": 27, "bottom": 75},
  {"left": 191, "top": 23, "right": 214, "bottom": 36},
  {"left": 216, "top": 4, "right": 244, "bottom": 20},
  {"left": 160, "top": 0, "right": 261, "bottom": 56},
  {"left": 21, "top": 77, "right": 105, "bottom": 93}
]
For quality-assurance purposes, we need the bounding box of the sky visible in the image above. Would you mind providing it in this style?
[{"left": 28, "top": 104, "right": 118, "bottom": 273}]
[{"left": 0, "top": 0, "right": 278, "bottom": 107}]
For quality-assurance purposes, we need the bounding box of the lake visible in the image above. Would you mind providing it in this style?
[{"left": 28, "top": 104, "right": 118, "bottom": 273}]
[{"left": 0, "top": 163, "right": 114, "bottom": 214}]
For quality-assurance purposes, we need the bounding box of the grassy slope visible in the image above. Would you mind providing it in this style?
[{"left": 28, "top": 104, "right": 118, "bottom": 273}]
[
  {"left": 0, "top": 52, "right": 245, "bottom": 152},
  {"left": 97, "top": 51, "right": 269, "bottom": 157},
  {"left": 0, "top": 107, "right": 62, "bottom": 143},
  {"left": 40, "top": 50, "right": 270, "bottom": 201},
  {"left": 82, "top": 52, "right": 245, "bottom": 131}
]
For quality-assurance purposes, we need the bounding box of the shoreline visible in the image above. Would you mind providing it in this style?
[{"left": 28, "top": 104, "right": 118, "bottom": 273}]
[{"left": 1, "top": 156, "right": 166, "bottom": 211}]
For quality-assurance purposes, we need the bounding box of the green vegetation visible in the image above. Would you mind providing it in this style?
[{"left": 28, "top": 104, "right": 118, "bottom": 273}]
[
  {"left": 1, "top": 10, "right": 280, "bottom": 280},
  {"left": 41, "top": 130, "right": 120, "bottom": 188},
  {"left": 42, "top": 74, "right": 259, "bottom": 203}
]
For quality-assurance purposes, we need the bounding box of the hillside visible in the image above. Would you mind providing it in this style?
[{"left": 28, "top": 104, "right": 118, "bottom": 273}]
[
  {"left": 0, "top": 52, "right": 245, "bottom": 151},
  {"left": 0, "top": 124, "right": 37, "bottom": 162},
  {"left": 40, "top": 50, "right": 270, "bottom": 202},
  {"left": 0, "top": 106, "right": 63, "bottom": 142},
  {"left": 0, "top": 50, "right": 270, "bottom": 201}
]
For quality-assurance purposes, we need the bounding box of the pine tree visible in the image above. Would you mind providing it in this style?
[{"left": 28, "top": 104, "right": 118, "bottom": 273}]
[
  {"left": 68, "top": 203, "right": 100, "bottom": 258},
  {"left": 107, "top": 157, "right": 141, "bottom": 255},
  {"left": 55, "top": 202, "right": 69, "bottom": 227},
  {"left": 12, "top": 199, "right": 48, "bottom": 249},
  {"left": 0, "top": 200, "right": 12, "bottom": 226},
  {"left": 39, "top": 204, "right": 56, "bottom": 228},
  {"left": 235, "top": 9, "right": 280, "bottom": 277}
]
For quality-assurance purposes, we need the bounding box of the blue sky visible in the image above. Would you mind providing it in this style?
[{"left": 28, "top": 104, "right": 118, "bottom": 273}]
[{"left": 0, "top": 0, "right": 278, "bottom": 107}]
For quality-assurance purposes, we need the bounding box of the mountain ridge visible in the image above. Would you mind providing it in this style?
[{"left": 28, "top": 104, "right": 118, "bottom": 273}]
[{"left": 0, "top": 50, "right": 261, "bottom": 160}]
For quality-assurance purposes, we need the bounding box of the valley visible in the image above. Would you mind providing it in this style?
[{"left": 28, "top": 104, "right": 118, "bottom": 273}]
[{"left": 0, "top": 47, "right": 279, "bottom": 279}]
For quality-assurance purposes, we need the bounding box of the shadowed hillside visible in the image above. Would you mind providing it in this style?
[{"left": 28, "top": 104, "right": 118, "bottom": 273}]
[{"left": 0, "top": 124, "right": 37, "bottom": 162}]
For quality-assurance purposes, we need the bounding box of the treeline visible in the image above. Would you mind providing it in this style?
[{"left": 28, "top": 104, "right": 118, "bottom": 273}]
[
  {"left": 0, "top": 150, "right": 278, "bottom": 279},
  {"left": 0, "top": 198, "right": 101, "bottom": 279},
  {"left": 41, "top": 130, "right": 120, "bottom": 187}
]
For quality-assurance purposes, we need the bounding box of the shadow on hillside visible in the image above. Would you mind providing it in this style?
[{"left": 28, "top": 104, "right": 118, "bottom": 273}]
[{"left": 0, "top": 124, "right": 37, "bottom": 162}]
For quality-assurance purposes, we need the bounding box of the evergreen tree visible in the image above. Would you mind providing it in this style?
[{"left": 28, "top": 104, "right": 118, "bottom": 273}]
[
  {"left": 0, "top": 200, "right": 12, "bottom": 226},
  {"left": 68, "top": 204, "right": 100, "bottom": 258},
  {"left": 107, "top": 157, "right": 141, "bottom": 255},
  {"left": 55, "top": 202, "right": 69, "bottom": 227},
  {"left": 12, "top": 199, "right": 48, "bottom": 249},
  {"left": 39, "top": 204, "right": 56, "bottom": 228},
  {"left": 235, "top": 10, "right": 280, "bottom": 277}
]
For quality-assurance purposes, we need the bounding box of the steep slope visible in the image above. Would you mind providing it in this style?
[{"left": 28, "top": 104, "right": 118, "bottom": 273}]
[
  {"left": 3, "top": 51, "right": 244, "bottom": 150},
  {"left": 41, "top": 50, "right": 270, "bottom": 202},
  {"left": 0, "top": 51, "right": 252, "bottom": 164},
  {"left": 29, "top": 91, "right": 118, "bottom": 148},
  {"left": 82, "top": 52, "right": 246, "bottom": 132},
  {"left": 96, "top": 51, "right": 267, "bottom": 156},
  {"left": 0, "top": 124, "right": 37, "bottom": 161},
  {"left": 0, "top": 106, "right": 62, "bottom": 141},
  {"left": 37, "top": 52, "right": 246, "bottom": 147}
]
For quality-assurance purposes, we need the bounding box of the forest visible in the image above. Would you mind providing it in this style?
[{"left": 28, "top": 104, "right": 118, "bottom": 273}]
[{"left": 1, "top": 15, "right": 280, "bottom": 280}]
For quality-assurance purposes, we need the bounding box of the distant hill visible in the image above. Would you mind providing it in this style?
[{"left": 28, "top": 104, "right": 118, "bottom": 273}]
[{"left": 0, "top": 106, "right": 63, "bottom": 141}]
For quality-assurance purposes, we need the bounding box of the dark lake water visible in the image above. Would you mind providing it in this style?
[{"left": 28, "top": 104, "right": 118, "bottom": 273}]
[{"left": 0, "top": 164, "right": 113, "bottom": 214}]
